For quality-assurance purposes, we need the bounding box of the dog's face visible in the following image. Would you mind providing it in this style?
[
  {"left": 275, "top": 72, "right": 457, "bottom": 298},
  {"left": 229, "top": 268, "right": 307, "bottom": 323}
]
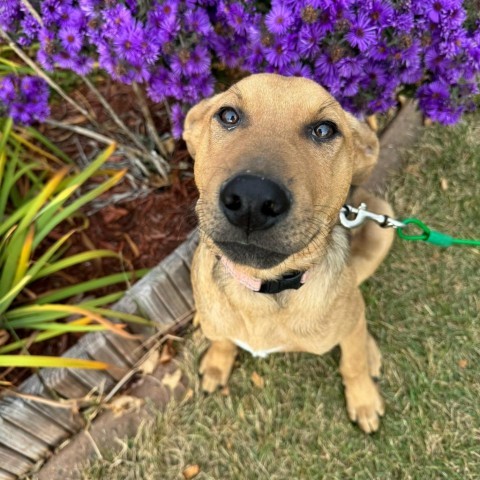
[{"left": 183, "top": 74, "right": 378, "bottom": 272}]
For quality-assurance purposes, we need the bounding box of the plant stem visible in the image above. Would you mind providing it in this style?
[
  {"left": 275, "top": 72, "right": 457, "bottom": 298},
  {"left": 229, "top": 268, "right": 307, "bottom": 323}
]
[
  {"left": 44, "top": 119, "right": 151, "bottom": 176},
  {"left": 82, "top": 76, "right": 150, "bottom": 154},
  {"left": 132, "top": 82, "right": 170, "bottom": 177},
  {"left": 20, "top": 0, "right": 43, "bottom": 27}
]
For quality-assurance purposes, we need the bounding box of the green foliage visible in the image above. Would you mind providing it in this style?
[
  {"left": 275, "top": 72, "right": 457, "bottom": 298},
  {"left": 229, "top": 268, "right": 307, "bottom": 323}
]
[{"left": 0, "top": 118, "right": 149, "bottom": 370}]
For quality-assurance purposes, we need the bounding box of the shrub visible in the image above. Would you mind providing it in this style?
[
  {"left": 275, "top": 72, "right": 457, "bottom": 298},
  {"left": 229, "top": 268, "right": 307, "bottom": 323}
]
[{"left": 2, "top": 1, "right": 479, "bottom": 133}]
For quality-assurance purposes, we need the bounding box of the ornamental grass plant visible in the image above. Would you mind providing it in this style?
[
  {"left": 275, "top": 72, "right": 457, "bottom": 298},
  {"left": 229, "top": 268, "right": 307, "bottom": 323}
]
[{"left": 0, "top": 118, "right": 150, "bottom": 372}]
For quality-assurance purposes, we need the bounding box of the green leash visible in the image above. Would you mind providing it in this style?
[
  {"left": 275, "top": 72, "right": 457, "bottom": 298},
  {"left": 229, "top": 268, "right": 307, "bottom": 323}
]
[
  {"left": 340, "top": 204, "right": 480, "bottom": 248},
  {"left": 396, "top": 218, "right": 480, "bottom": 247}
]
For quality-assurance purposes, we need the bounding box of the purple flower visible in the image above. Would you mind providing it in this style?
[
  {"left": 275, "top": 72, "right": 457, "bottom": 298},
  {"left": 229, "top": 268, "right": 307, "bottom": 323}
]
[
  {"left": 104, "top": 5, "right": 133, "bottom": 38},
  {"left": 367, "top": 0, "right": 394, "bottom": 27},
  {"left": 346, "top": 14, "right": 377, "bottom": 52},
  {"left": 298, "top": 23, "right": 324, "bottom": 58},
  {"left": 265, "top": 36, "right": 298, "bottom": 68},
  {"left": 147, "top": 66, "right": 170, "bottom": 102},
  {"left": 113, "top": 21, "right": 145, "bottom": 64},
  {"left": 314, "top": 53, "right": 339, "bottom": 88},
  {"left": 417, "top": 80, "right": 462, "bottom": 124},
  {"left": 0, "top": 75, "right": 50, "bottom": 124},
  {"left": 59, "top": 26, "right": 83, "bottom": 52},
  {"left": 427, "top": 0, "right": 451, "bottom": 24},
  {"left": 2, "top": 0, "right": 479, "bottom": 135},
  {"left": 283, "top": 61, "right": 313, "bottom": 78},
  {"left": 170, "top": 103, "right": 185, "bottom": 138},
  {"left": 221, "top": 2, "right": 249, "bottom": 35},
  {"left": 185, "top": 9, "right": 212, "bottom": 36},
  {"left": 266, "top": 2, "right": 294, "bottom": 35}
]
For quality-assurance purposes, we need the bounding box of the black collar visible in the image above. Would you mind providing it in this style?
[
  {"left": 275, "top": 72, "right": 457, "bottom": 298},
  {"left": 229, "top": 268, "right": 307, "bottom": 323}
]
[{"left": 258, "top": 271, "right": 305, "bottom": 294}]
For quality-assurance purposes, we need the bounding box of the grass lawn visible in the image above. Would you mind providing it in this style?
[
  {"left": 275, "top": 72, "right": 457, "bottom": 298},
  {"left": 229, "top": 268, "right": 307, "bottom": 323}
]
[{"left": 84, "top": 113, "right": 480, "bottom": 480}]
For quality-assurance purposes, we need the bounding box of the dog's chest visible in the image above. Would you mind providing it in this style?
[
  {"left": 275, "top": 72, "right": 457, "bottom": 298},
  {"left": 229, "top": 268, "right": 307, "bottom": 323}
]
[{"left": 233, "top": 338, "right": 285, "bottom": 358}]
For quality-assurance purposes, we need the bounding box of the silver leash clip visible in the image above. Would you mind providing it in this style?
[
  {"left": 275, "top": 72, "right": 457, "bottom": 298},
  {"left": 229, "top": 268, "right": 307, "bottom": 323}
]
[{"left": 340, "top": 203, "right": 406, "bottom": 229}]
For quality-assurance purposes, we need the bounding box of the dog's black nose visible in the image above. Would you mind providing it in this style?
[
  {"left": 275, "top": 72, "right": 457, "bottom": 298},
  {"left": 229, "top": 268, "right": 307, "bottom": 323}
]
[{"left": 219, "top": 174, "right": 291, "bottom": 233}]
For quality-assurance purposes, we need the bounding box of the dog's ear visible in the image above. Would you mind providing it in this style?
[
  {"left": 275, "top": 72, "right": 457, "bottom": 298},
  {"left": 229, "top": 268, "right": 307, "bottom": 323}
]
[
  {"left": 346, "top": 113, "right": 379, "bottom": 185},
  {"left": 182, "top": 95, "right": 219, "bottom": 158}
]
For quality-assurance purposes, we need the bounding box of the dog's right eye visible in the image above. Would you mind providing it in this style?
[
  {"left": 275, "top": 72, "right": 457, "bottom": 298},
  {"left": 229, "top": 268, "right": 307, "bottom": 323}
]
[{"left": 217, "top": 107, "right": 240, "bottom": 128}]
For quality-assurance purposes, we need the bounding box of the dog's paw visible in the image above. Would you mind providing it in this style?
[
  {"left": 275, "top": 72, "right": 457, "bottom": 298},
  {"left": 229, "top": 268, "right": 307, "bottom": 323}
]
[
  {"left": 199, "top": 365, "right": 228, "bottom": 393},
  {"left": 199, "top": 341, "right": 237, "bottom": 393},
  {"left": 344, "top": 376, "right": 385, "bottom": 434}
]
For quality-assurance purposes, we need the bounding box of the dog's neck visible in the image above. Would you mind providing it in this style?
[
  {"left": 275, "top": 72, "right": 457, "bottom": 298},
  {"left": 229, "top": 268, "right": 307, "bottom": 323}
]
[{"left": 218, "top": 225, "right": 349, "bottom": 294}]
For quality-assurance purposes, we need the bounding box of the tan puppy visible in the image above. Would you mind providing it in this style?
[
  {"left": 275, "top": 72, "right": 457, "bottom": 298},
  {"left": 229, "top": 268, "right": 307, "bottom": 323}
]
[{"left": 183, "top": 73, "right": 394, "bottom": 433}]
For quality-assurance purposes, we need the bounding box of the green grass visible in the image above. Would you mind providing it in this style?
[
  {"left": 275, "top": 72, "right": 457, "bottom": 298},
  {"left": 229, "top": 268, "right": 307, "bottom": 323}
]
[{"left": 84, "top": 113, "right": 480, "bottom": 480}]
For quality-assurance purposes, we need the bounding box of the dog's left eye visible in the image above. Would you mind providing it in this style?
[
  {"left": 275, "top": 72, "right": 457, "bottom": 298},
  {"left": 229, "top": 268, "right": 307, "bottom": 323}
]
[
  {"left": 217, "top": 107, "right": 240, "bottom": 127},
  {"left": 311, "top": 121, "right": 338, "bottom": 141}
]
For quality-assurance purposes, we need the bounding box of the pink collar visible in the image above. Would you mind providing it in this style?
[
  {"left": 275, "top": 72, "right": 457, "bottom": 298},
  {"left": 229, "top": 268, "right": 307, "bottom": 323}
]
[{"left": 220, "top": 256, "right": 308, "bottom": 293}]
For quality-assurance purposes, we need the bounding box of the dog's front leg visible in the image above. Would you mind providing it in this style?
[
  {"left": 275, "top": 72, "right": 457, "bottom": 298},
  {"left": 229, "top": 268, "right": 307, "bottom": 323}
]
[
  {"left": 339, "top": 313, "right": 385, "bottom": 433},
  {"left": 199, "top": 339, "right": 238, "bottom": 393}
]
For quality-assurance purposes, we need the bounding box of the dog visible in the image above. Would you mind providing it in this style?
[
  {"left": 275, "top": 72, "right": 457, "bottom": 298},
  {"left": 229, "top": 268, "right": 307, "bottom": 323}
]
[{"left": 182, "top": 73, "right": 395, "bottom": 433}]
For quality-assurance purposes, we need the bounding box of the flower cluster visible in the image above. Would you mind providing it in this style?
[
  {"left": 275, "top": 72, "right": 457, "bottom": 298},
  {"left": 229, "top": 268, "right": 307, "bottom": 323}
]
[
  {"left": 1, "top": 0, "right": 479, "bottom": 132},
  {"left": 0, "top": 75, "right": 50, "bottom": 124}
]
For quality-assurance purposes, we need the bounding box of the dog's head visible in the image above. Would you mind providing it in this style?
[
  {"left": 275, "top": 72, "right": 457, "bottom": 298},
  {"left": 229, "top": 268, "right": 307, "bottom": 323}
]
[{"left": 183, "top": 74, "right": 378, "bottom": 273}]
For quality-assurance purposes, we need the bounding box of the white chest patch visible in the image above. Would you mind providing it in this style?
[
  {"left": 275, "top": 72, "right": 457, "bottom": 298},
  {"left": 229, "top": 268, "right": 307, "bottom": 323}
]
[{"left": 233, "top": 339, "right": 284, "bottom": 358}]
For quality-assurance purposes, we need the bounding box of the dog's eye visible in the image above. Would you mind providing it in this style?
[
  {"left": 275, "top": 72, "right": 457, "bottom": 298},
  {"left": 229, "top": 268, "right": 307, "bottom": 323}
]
[
  {"left": 311, "top": 121, "right": 338, "bottom": 141},
  {"left": 218, "top": 107, "right": 240, "bottom": 127}
]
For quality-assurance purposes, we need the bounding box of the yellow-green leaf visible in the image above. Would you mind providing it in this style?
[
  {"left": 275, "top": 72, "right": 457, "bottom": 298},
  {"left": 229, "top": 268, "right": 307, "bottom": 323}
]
[
  {"left": 13, "top": 224, "right": 34, "bottom": 285},
  {"left": 0, "top": 355, "right": 110, "bottom": 369}
]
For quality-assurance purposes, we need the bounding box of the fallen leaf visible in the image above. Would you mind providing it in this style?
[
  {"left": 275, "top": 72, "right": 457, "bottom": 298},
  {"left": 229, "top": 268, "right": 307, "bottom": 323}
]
[
  {"left": 182, "top": 464, "right": 200, "bottom": 479},
  {"left": 163, "top": 138, "right": 176, "bottom": 155},
  {"left": 100, "top": 206, "right": 129, "bottom": 224},
  {"left": 64, "top": 114, "right": 87, "bottom": 125},
  {"left": 108, "top": 395, "right": 144, "bottom": 417},
  {"left": 138, "top": 349, "right": 160, "bottom": 375},
  {"left": 440, "top": 178, "right": 448, "bottom": 191},
  {"left": 162, "top": 368, "right": 182, "bottom": 391},
  {"left": 159, "top": 340, "right": 176, "bottom": 364},
  {"left": 183, "top": 388, "right": 194, "bottom": 403},
  {"left": 458, "top": 359, "right": 468, "bottom": 369},
  {"left": 251, "top": 371, "right": 265, "bottom": 389},
  {"left": 366, "top": 114, "right": 378, "bottom": 132}
]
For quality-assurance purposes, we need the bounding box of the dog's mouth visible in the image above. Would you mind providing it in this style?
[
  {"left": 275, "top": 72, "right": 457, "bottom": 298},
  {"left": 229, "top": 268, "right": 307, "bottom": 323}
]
[{"left": 214, "top": 240, "right": 290, "bottom": 269}]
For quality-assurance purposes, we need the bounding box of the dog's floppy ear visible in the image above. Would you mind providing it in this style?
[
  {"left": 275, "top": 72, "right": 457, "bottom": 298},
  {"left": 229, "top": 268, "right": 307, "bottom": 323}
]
[
  {"left": 182, "top": 95, "right": 219, "bottom": 158},
  {"left": 346, "top": 112, "right": 379, "bottom": 185}
]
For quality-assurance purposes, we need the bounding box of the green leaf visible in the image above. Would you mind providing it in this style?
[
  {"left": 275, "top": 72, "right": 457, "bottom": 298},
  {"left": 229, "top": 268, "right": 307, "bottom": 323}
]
[
  {"left": 36, "top": 269, "right": 149, "bottom": 304},
  {"left": 92, "top": 307, "right": 151, "bottom": 325},
  {"left": 24, "top": 127, "right": 73, "bottom": 164},
  {"left": 0, "top": 355, "right": 110, "bottom": 369},
  {"left": 0, "top": 227, "right": 29, "bottom": 298},
  {"left": 35, "top": 143, "right": 117, "bottom": 238},
  {"left": 0, "top": 117, "right": 12, "bottom": 153},
  {"left": 34, "top": 249, "right": 120, "bottom": 279},
  {"left": 27, "top": 323, "right": 107, "bottom": 332},
  {"left": 0, "top": 275, "right": 32, "bottom": 314},
  {"left": 34, "top": 169, "right": 125, "bottom": 248}
]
